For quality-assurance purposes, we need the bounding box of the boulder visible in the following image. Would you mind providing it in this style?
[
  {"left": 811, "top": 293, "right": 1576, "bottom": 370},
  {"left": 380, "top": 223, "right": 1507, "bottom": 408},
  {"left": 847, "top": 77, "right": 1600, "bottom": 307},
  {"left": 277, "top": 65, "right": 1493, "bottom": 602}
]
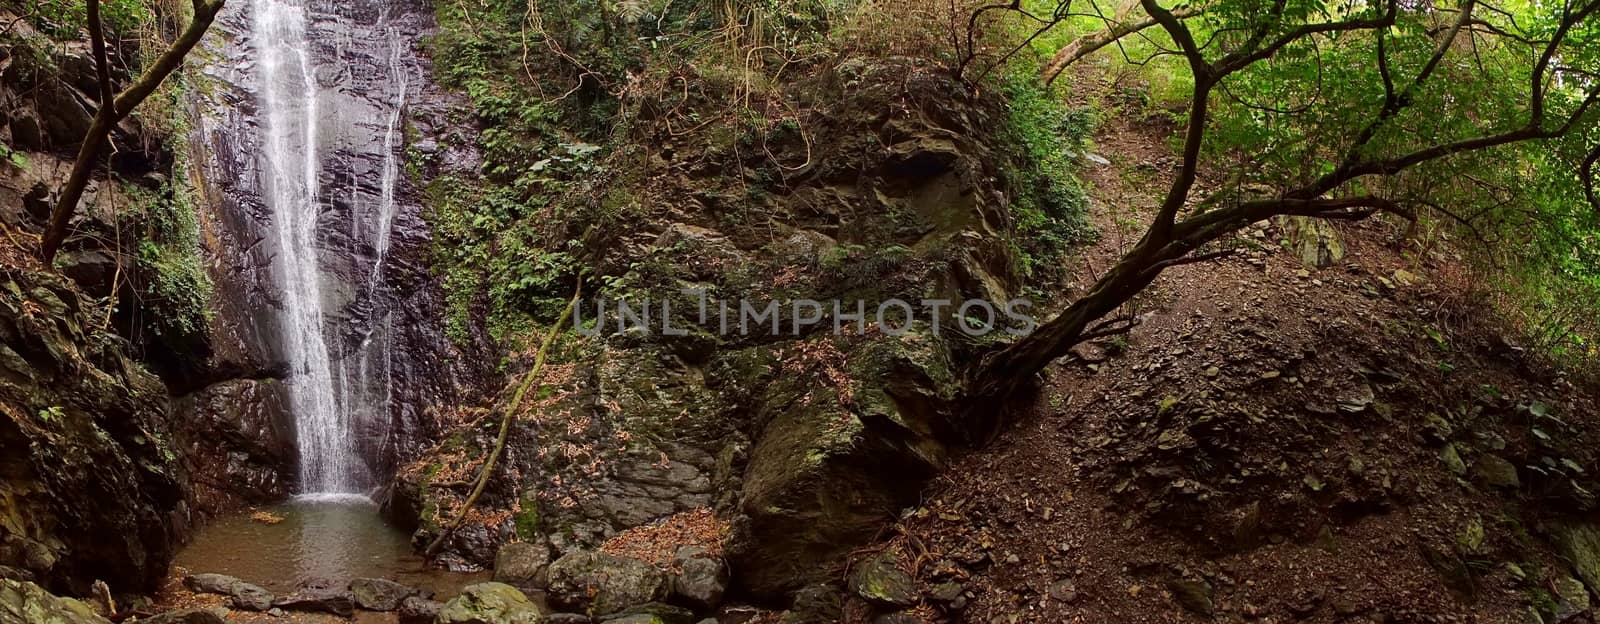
[
  {"left": 181, "top": 573, "right": 241, "bottom": 595},
  {"left": 547, "top": 551, "right": 668, "bottom": 616},
  {"left": 139, "top": 609, "right": 229, "bottom": 624},
  {"left": 349, "top": 577, "right": 416, "bottom": 611},
  {"left": 398, "top": 595, "right": 442, "bottom": 624},
  {"left": 1277, "top": 215, "right": 1345, "bottom": 268},
  {"left": 437, "top": 582, "right": 544, "bottom": 624},
  {"left": 181, "top": 573, "right": 273, "bottom": 611},
  {"left": 847, "top": 552, "right": 915, "bottom": 608},
  {"left": 783, "top": 584, "right": 842, "bottom": 624},
  {"left": 273, "top": 592, "right": 354, "bottom": 617},
  {"left": 1556, "top": 523, "right": 1600, "bottom": 593},
  {"left": 0, "top": 579, "right": 109, "bottom": 624},
  {"left": 670, "top": 548, "right": 727, "bottom": 611},
  {"left": 546, "top": 615, "right": 592, "bottom": 624},
  {"left": 1553, "top": 575, "right": 1590, "bottom": 621},
  {"left": 495, "top": 541, "right": 552, "bottom": 588}
]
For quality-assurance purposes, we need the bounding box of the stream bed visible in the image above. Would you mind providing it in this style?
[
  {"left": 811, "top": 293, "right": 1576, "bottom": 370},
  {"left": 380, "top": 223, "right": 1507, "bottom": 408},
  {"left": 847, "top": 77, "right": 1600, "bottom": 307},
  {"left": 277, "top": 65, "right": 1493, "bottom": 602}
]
[{"left": 173, "top": 496, "right": 486, "bottom": 597}]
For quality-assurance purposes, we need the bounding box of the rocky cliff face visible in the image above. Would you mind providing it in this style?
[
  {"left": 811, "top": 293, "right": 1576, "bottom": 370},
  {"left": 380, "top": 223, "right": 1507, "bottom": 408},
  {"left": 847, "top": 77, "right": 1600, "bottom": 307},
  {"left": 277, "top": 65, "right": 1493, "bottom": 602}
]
[
  {"left": 183, "top": 0, "right": 481, "bottom": 504},
  {"left": 0, "top": 262, "right": 190, "bottom": 595},
  {"left": 0, "top": 10, "right": 197, "bottom": 596},
  {"left": 393, "top": 55, "right": 1024, "bottom": 598}
]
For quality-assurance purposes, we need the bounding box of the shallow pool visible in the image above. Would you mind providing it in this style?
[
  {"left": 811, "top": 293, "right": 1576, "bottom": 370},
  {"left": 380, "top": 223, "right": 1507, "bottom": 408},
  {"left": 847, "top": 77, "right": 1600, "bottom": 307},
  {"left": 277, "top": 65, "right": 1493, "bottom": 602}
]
[{"left": 172, "top": 495, "right": 487, "bottom": 597}]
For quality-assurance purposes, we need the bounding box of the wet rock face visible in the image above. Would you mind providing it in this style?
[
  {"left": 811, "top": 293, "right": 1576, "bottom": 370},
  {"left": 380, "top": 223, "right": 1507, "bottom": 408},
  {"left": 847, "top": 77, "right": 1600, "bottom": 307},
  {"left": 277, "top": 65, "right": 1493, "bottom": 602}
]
[
  {"left": 184, "top": 0, "right": 483, "bottom": 498},
  {"left": 172, "top": 379, "right": 294, "bottom": 508},
  {"left": 0, "top": 269, "right": 190, "bottom": 595}
]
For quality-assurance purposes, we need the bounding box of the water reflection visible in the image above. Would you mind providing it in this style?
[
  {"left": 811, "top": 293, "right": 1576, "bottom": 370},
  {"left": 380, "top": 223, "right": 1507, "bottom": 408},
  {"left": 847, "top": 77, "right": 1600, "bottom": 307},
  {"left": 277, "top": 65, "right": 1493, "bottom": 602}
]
[{"left": 174, "top": 498, "right": 486, "bottom": 596}]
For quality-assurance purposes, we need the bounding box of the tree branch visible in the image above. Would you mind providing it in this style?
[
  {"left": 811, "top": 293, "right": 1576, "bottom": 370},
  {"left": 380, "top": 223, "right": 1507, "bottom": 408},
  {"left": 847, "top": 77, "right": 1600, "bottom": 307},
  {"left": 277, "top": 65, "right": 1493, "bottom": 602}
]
[{"left": 41, "top": 0, "right": 226, "bottom": 262}]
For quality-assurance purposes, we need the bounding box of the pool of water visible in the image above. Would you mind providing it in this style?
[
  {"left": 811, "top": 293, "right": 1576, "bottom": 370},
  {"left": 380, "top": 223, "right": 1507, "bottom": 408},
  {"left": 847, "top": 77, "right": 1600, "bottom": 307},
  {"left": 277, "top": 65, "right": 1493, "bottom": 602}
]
[{"left": 173, "top": 496, "right": 487, "bottom": 597}]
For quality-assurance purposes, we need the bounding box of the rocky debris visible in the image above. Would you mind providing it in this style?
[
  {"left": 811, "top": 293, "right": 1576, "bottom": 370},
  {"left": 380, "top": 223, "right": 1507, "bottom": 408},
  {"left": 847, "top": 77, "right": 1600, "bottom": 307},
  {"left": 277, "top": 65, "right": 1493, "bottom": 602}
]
[
  {"left": 436, "top": 582, "right": 544, "bottom": 624},
  {"left": 873, "top": 614, "right": 930, "bottom": 624},
  {"left": 495, "top": 541, "right": 553, "bottom": 589},
  {"left": 182, "top": 573, "right": 273, "bottom": 611},
  {"left": 848, "top": 552, "right": 917, "bottom": 609},
  {"left": 546, "top": 615, "right": 591, "bottom": 624},
  {"left": 1165, "top": 578, "right": 1215, "bottom": 616},
  {"left": 0, "top": 579, "right": 109, "bottom": 624},
  {"left": 139, "top": 609, "right": 230, "bottom": 624},
  {"left": 349, "top": 577, "right": 418, "bottom": 611},
  {"left": 398, "top": 595, "right": 442, "bottom": 624},
  {"left": 670, "top": 547, "right": 728, "bottom": 611},
  {"left": 1473, "top": 454, "right": 1521, "bottom": 489},
  {"left": 547, "top": 551, "right": 668, "bottom": 616}
]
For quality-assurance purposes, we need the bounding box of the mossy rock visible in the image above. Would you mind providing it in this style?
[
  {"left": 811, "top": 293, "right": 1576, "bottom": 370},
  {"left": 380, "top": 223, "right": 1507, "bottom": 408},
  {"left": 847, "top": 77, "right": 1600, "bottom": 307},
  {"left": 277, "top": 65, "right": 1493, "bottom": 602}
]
[
  {"left": 0, "top": 579, "right": 109, "bottom": 624},
  {"left": 726, "top": 329, "right": 957, "bottom": 598},
  {"left": 436, "top": 582, "right": 543, "bottom": 624},
  {"left": 848, "top": 551, "right": 916, "bottom": 608},
  {"left": 1555, "top": 523, "right": 1600, "bottom": 594}
]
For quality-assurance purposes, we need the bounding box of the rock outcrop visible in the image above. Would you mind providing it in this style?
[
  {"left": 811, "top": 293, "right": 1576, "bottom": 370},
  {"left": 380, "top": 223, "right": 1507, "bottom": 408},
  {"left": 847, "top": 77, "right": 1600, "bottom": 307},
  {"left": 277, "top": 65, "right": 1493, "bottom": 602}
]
[
  {"left": 393, "top": 55, "right": 1023, "bottom": 602},
  {"left": 0, "top": 580, "right": 110, "bottom": 624},
  {"left": 0, "top": 266, "right": 190, "bottom": 594}
]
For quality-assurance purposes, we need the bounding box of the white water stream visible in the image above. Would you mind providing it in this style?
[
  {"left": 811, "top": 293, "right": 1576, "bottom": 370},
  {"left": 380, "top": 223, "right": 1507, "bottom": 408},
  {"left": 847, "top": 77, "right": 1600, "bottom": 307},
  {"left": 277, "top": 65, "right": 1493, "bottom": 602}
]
[{"left": 252, "top": 0, "right": 407, "bottom": 496}]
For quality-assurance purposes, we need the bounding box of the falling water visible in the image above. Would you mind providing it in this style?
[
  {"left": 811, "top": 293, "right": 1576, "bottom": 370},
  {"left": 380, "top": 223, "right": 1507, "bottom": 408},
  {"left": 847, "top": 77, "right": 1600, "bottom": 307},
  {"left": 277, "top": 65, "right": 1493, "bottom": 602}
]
[
  {"left": 253, "top": 0, "right": 411, "bottom": 496},
  {"left": 253, "top": 0, "right": 358, "bottom": 495}
]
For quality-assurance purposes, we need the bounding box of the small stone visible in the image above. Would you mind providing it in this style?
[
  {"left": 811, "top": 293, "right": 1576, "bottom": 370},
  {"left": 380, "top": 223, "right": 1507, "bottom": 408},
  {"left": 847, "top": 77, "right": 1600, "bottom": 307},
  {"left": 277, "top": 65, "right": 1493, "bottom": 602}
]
[
  {"left": 1473, "top": 454, "right": 1521, "bottom": 488},
  {"left": 1204, "top": 366, "right": 1220, "bottom": 377},
  {"left": 1440, "top": 444, "right": 1466, "bottom": 476},
  {"left": 1048, "top": 579, "right": 1077, "bottom": 603},
  {"left": 1165, "top": 578, "right": 1214, "bottom": 616},
  {"left": 849, "top": 552, "right": 916, "bottom": 609}
]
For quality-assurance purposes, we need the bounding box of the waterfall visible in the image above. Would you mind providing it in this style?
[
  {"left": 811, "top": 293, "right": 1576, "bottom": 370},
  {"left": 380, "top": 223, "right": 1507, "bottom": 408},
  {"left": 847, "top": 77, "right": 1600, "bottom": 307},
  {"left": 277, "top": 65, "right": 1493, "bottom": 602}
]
[{"left": 251, "top": 0, "right": 409, "bottom": 496}]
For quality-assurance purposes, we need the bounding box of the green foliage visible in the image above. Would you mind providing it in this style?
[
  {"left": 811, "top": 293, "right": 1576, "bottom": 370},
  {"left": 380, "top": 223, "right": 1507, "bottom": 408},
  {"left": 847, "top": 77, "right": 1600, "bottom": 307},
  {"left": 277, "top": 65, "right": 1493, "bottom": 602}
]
[
  {"left": 7, "top": 0, "right": 153, "bottom": 40},
  {"left": 36, "top": 406, "right": 63, "bottom": 422},
  {"left": 124, "top": 171, "right": 212, "bottom": 339},
  {"left": 997, "top": 72, "right": 1094, "bottom": 278}
]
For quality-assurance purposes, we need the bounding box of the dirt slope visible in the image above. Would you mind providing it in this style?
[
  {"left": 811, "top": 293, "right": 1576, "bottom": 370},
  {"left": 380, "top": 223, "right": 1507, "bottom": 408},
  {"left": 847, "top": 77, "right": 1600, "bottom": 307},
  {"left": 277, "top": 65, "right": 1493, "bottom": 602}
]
[{"left": 876, "top": 99, "right": 1600, "bottom": 623}]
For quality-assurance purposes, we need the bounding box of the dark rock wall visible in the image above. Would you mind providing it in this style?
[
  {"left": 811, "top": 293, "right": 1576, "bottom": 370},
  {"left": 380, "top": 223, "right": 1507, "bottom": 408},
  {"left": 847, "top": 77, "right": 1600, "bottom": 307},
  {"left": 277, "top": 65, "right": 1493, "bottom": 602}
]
[
  {"left": 0, "top": 267, "right": 191, "bottom": 596},
  {"left": 0, "top": 10, "right": 194, "bottom": 596}
]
